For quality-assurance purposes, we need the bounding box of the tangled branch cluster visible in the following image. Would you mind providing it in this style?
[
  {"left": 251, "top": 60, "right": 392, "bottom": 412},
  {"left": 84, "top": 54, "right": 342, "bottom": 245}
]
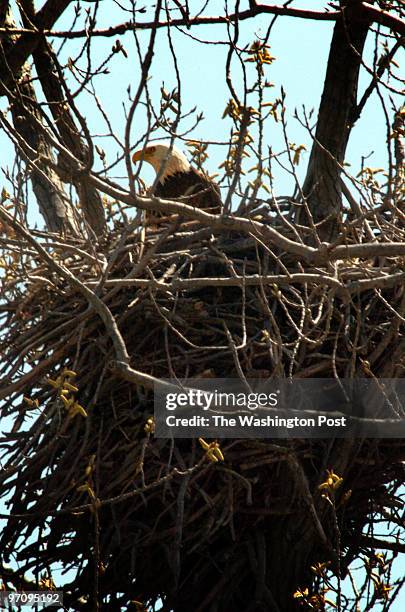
[{"left": 0, "top": 192, "right": 404, "bottom": 609}]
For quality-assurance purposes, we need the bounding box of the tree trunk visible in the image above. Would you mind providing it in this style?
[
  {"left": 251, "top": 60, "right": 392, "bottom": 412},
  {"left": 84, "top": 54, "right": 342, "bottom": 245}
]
[
  {"left": 18, "top": 0, "right": 106, "bottom": 236},
  {"left": 32, "top": 38, "right": 106, "bottom": 236},
  {"left": 301, "top": 1, "right": 372, "bottom": 242},
  {"left": 0, "top": 4, "right": 78, "bottom": 234}
]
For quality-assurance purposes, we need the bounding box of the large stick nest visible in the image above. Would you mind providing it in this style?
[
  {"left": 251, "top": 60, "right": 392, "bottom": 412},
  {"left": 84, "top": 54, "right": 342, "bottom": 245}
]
[{"left": 0, "top": 203, "right": 404, "bottom": 610}]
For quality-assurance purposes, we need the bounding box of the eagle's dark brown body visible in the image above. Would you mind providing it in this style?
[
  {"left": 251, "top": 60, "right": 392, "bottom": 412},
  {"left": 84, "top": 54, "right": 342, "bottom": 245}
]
[{"left": 154, "top": 168, "right": 222, "bottom": 214}]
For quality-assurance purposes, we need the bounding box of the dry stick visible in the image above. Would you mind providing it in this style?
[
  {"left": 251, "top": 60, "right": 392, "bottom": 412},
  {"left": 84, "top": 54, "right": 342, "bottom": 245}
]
[
  {"left": 40, "top": 240, "right": 106, "bottom": 268},
  {"left": 224, "top": 323, "right": 251, "bottom": 393},
  {"left": 287, "top": 454, "right": 335, "bottom": 557},
  {"left": 173, "top": 475, "right": 189, "bottom": 590},
  {"left": 0, "top": 462, "right": 206, "bottom": 519},
  {"left": 124, "top": 0, "right": 163, "bottom": 195},
  {"left": 341, "top": 180, "right": 375, "bottom": 242},
  {"left": 5, "top": 3, "right": 403, "bottom": 40},
  {"left": 353, "top": 37, "right": 404, "bottom": 125},
  {"left": 85, "top": 272, "right": 346, "bottom": 292},
  {"left": 86, "top": 173, "right": 405, "bottom": 263},
  {"left": 353, "top": 535, "right": 405, "bottom": 554},
  {"left": 86, "top": 178, "right": 317, "bottom": 260},
  {"left": 347, "top": 270, "right": 405, "bottom": 292},
  {"left": 0, "top": 6, "right": 338, "bottom": 40},
  {"left": 374, "top": 288, "right": 405, "bottom": 324}
]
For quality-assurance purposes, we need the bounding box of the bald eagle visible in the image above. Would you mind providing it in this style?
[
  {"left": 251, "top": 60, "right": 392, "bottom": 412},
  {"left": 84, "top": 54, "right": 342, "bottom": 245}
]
[{"left": 132, "top": 143, "right": 222, "bottom": 215}]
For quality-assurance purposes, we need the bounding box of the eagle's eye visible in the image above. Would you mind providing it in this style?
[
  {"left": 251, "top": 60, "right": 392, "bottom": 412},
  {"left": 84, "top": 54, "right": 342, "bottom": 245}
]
[{"left": 147, "top": 146, "right": 156, "bottom": 154}]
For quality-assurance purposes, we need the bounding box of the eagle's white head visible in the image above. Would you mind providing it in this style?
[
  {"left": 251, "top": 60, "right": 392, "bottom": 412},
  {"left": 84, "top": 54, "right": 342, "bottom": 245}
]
[{"left": 132, "top": 143, "right": 190, "bottom": 183}]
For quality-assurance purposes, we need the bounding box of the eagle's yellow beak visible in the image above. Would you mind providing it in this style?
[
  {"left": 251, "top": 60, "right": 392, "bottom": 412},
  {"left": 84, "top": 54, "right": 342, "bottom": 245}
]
[{"left": 132, "top": 149, "right": 145, "bottom": 163}]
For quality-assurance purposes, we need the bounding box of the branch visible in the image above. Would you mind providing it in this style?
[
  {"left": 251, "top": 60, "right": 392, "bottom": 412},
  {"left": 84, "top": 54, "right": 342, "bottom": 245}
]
[
  {"left": 352, "top": 38, "right": 404, "bottom": 125},
  {"left": 0, "top": 2, "right": 401, "bottom": 40},
  {"left": 86, "top": 174, "right": 405, "bottom": 264},
  {"left": 85, "top": 272, "right": 343, "bottom": 290},
  {"left": 0, "top": 463, "right": 203, "bottom": 519},
  {"left": 330, "top": 242, "right": 405, "bottom": 261},
  {"left": 111, "top": 360, "right": 181, "bottom": 392},
  {"left": 362, "top": 2, "right": 405, "bottom": 35},
  {"left": 353, "top": 534, "right": 405, "bottom": 553},
  {"left": 0, "top": 5, "right": 339, "bottom": 40},
  {"left": 347, "top": 270, "right": 405, "bottom": 292},
  {"left": 85, "top": 175, "right": 318, "bottom": 261},
  {"left": 84, "top": 270, "right": 405, "bottom": 294}
]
